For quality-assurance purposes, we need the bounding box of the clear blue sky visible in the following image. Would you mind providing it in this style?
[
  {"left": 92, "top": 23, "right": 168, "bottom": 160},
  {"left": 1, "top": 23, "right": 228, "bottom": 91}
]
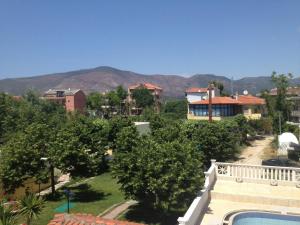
[{"left": 0, "top": 0, "right": 299, "bottom": 79}]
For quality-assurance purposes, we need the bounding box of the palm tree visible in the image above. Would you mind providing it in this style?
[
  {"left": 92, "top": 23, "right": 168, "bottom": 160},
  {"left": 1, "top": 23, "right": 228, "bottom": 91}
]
[
  {"left": 20, "top": 193, "right": 45, "bottom": 225},
  {"left": 0, "top": 200, "right": 18, "bottom": 225}
]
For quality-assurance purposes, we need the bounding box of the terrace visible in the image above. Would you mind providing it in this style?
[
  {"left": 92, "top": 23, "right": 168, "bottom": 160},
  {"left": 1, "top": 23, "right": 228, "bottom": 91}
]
[{"left": 178, "top": 160, "right": 300, "bottom": 225}]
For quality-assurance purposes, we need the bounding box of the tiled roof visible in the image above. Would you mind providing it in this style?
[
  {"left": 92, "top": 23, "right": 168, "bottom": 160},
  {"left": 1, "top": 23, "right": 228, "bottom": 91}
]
[
  {"left": 190, "top": 95, "right": 265, "bottom": 105},
  {"left": 237, "top": 95, "right": 265, "bottom": 105},
  {"left": 45, "top": 89, "right": 82, "bottom": 96},
  {"left": 185, "top": 87, "right": 208, "bottom": 93},
  {"left": 128, "top": 83, "right": 162, "bottom": 90},
  {"left": 190, "top": 97, "right": 239, "bottom": 105},
  {"left": 48, "top": 213, "right": 145, "bottom": 225}
]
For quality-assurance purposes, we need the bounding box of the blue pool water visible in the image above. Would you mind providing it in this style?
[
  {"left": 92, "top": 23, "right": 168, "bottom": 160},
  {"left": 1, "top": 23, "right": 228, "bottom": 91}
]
[{"left": 233, "top": 212, "right": 300, "bottom": 225}]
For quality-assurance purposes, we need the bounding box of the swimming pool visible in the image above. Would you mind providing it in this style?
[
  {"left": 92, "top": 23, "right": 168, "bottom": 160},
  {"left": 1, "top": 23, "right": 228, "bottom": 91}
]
[{"left": 231, "top": 212, "right": 300, "bottom": 225}]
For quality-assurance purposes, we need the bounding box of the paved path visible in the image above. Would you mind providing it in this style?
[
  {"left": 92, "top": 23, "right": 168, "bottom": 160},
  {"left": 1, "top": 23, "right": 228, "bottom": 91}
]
[
  {"left": 236, "top": 135, "right": 274, "bottom": 165},
  {"left": 100, "top": 200, "right": 137, "bottom": 219},
  {"left": 39, "top": 174, "right": 70, "bottom": 196}
]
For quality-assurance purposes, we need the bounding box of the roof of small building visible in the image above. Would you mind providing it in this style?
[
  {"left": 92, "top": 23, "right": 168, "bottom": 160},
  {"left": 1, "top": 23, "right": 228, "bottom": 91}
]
[
  {"left": 190, "top": 96, "right": 239, "bottom": 105},
  {"left": 237, "top": 95, "right": 265, "bottom": 105},
  {"left": 48, "top": 213, "right": 145, "bottom": 225},
  {"left": 190, "top": 95, "right": 265, "bottom": 105},
  {"left": 45, "top": 89, "right": 82, "bottom": 96},
  {"left": 185, "top": 87, "right": 209, "bottom": 93},
  {"left": 128, "top": 83, "right": 162, "bottom": 90}
]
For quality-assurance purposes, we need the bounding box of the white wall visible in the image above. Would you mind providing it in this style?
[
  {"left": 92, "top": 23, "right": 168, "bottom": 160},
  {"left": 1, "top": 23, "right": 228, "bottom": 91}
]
[{"left": 186, "top": 90, "right": 216, "bottom": 103}]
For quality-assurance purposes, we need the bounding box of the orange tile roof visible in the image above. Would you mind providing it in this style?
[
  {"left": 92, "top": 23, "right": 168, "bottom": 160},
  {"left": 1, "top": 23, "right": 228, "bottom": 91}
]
[
  {"left": 237, "top": 95, "right": 265, "bottom": 105},
  {"left": 190, "top": 97, "right": 240, "bottom": 105},
  {"left": 185, "top": 87, "right": 208, "bottom": 93},
  {"left": 190, "top": 95, "right": 265, "bottom": 105},
  {"left": 129, "top": 83, "right": 162, "bottom": 90},
  {"left": 48, "top": 213, "right": 145, "bottom": 225}
]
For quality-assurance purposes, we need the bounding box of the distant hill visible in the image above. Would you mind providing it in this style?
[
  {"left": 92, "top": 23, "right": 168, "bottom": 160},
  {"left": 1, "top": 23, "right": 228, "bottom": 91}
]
[{"left": 0, "top": 66, "right": 299, "bottom": 98}]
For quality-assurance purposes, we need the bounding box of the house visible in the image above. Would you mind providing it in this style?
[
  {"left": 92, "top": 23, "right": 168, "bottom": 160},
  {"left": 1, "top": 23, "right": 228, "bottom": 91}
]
[
  {"left": 269, "top": 86, "right": 300, "bottom": 96},
  {"left": 43, "top": 89, "right": 86, "bottom": 113},
  {"left": 127, "top": 83, "right": 162, "bottom": 114},
  {"left": 187, "top": 94, "right": 265, "bottom": 120},
  {"left": 185, "top": 87, "right": 219, "bottom": 103}
]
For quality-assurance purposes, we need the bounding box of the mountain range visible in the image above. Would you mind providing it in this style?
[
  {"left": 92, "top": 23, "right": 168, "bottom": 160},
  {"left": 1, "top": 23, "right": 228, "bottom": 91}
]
[{"left": 0, "top": 66, "right": 299, "bottom": 98}]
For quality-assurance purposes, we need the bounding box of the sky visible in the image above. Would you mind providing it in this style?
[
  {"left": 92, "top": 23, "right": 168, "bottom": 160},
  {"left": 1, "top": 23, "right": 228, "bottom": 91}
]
[{"left": 0, "top": 0, "right": 300, "bottom": 79}]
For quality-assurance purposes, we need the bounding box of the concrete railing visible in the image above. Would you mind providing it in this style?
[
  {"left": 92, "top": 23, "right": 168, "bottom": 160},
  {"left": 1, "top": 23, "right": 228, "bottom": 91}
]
[
  {"left": 177, "top": 160, "right": 217, "bottom": 225},
  {"left": 216, "top": 162, "right": 300, "bottom": 186}
]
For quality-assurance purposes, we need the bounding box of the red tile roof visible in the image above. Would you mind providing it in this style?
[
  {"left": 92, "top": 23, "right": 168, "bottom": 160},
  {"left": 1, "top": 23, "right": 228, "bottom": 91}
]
[
  {"left": 190, "top": 97, "right": 240, "bottom": 105},
  {"left": 48, "top": 213, "right": 145, "bottom": 225},
  {"left": 185, "top": 87, "right": 208, "bottom": 93},
  {"left": 190, "top": 95, "right": 265, "bottom": 105},
  {"left": 129, "top": 83, "right": 162, "bottom": 90},
  {"left": 237, "top": 95, "right": 265, "bottom": 105}
]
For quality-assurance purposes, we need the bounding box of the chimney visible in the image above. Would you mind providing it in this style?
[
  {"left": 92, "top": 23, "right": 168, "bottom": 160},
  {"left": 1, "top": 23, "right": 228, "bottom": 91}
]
[{"left": 235, "top": 91, "right": 239, "bottom": 100}]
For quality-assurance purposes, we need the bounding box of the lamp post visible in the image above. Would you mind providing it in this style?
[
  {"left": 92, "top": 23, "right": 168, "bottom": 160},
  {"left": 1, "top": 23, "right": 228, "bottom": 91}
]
[
  {"left": 208, "top": 83, "right": 214, "bottom": 122},
  {"left": 40, "top": 157, "right": 55, "bottom": 196},
  {"left": 64, "top": 189, "right": 73, "bottom": 213}
]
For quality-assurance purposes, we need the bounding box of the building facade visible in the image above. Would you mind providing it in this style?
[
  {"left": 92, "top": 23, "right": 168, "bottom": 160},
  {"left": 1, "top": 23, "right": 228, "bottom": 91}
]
[
  {"left": 127, "top": 83, "right": 162, "bottom": 114},
  {"left": 187, "top": 93, "right": 265, "bottom": 120},
  {"left": 185, "top": 87, "right": 219, "bottom": 103},
  {"left": 43, "top": 89, "right": 86, "bottom": 113}
]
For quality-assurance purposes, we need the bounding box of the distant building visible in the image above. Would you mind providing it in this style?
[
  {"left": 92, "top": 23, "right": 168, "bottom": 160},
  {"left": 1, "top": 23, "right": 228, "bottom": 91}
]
[
  {"left": 187, "top": 94, "right": 265, "bottom": 120},
  {"left": 43, "top": 89, "right": 86, "bottom": 113},
  {"left": 269, "top": 87, "right": 300, "bottom": 96},
  {"left": 127, "top": 83, "right": 162, "bottom": 114},
  {"left": 185, "top": 87, "right": 219, "bottom": 103}
]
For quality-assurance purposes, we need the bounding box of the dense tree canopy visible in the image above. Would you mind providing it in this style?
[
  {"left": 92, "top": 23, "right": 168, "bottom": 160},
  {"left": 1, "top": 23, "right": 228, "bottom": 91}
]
[{"left": 132, "top": 88, "right": 154, "bottom": 108}]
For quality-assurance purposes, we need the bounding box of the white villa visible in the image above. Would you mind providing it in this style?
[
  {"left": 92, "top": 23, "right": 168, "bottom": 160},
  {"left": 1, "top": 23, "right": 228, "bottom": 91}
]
[{"left": 178, "top": 160, "right": 300, "bottom": 225}]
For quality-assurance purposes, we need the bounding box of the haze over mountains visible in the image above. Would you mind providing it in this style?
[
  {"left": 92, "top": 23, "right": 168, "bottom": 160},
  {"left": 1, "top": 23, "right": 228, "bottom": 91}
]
[{"left": 0, "top": 66, "right": 299, "bottom": 98}]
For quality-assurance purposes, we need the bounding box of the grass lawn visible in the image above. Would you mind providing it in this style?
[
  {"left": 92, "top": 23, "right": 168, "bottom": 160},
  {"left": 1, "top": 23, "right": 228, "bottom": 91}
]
[
  {"left": 117, "top": 203, "right": 186, "bottom": 225},
  {"left": 32, "top": 172, "right": 125, "bottom": 225}
]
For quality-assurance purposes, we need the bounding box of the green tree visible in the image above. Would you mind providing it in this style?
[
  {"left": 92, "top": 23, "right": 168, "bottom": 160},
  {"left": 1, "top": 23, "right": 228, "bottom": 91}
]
[
  {"left": 115, "top": 125, "right": 140, "bottom": 153},
  {"left": 0, "top": 123, "right": 52, "bottom": 192},
  {"left": 112, "top": 137, "right": 204, "bottom": 211},
  {"left": 20, "top": 193, "right": 45, "bottom": 225},
  {"left": 52, "top": 114, "right": 109, "bottom": 177},
  {"left": 132, "top": 88, "right": 154, "bottom": 108},
  {"left": 87, "top": 92, "right": 105, "bottom": 110},
  {"left": 270, "top": 72, "right": 293, "bottom": 132},
  {"left": 211, "top": 81, "right": 225, "bottom": 96},
  {"left": 107, "top": 91, "right": 120, "bottom": 107},
  {"left": 162, "top": 100, "right": 187, "bottom": 119},
  {"left": 116, "top": 85, "right": 128, "bottom": 101}
]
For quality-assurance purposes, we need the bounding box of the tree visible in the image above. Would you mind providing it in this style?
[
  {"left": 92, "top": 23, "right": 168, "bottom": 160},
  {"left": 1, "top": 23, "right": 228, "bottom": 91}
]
[
  {"left": 131, "top": 88, "right": 154, "bottom": 109},
  {"left": 52, "top": 114, "right": 109, "bottom": 177},
  {"left": 115, "top": 125, "right": 140, "bottom": 153},
  {"left": 182, "top": 119, "right": 241, "bottom": 166},
  {"left": 211, "top": 81, "right": 225, "bottom": 96},
  {"left": 0, "top": 123, "right": 52, "bottom": 193},
  {"left": 107, "top": 91, "right": 120, "bottom": 107},
  {"left": 87, "top": 92, "right": 105, "bottom": 111},
  {"left": 270, "top": 72, "right": 293, "bottom": 132},
  {"left": 112, "top": 137, "right": 204, "bottom": 211},
  {"left": 116, "top": 86, "right": 128, "bottom": 101},
  {"left": 162, "top": 100, "right": 187, "bottom": 119},
  {"left": 20, "top": 193, "right": 45, "bottom": 225}
]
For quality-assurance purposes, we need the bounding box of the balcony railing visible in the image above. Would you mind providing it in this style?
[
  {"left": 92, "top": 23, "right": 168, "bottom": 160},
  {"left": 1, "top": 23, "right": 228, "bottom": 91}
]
[{"left": 215, "top": 162, "right": 300, "bottom": 185}]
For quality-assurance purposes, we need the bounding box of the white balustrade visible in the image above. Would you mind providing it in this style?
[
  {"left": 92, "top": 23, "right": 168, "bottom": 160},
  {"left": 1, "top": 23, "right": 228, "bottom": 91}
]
[{"left": 215, "top": 162, "right": 300, "bottom": 184}]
